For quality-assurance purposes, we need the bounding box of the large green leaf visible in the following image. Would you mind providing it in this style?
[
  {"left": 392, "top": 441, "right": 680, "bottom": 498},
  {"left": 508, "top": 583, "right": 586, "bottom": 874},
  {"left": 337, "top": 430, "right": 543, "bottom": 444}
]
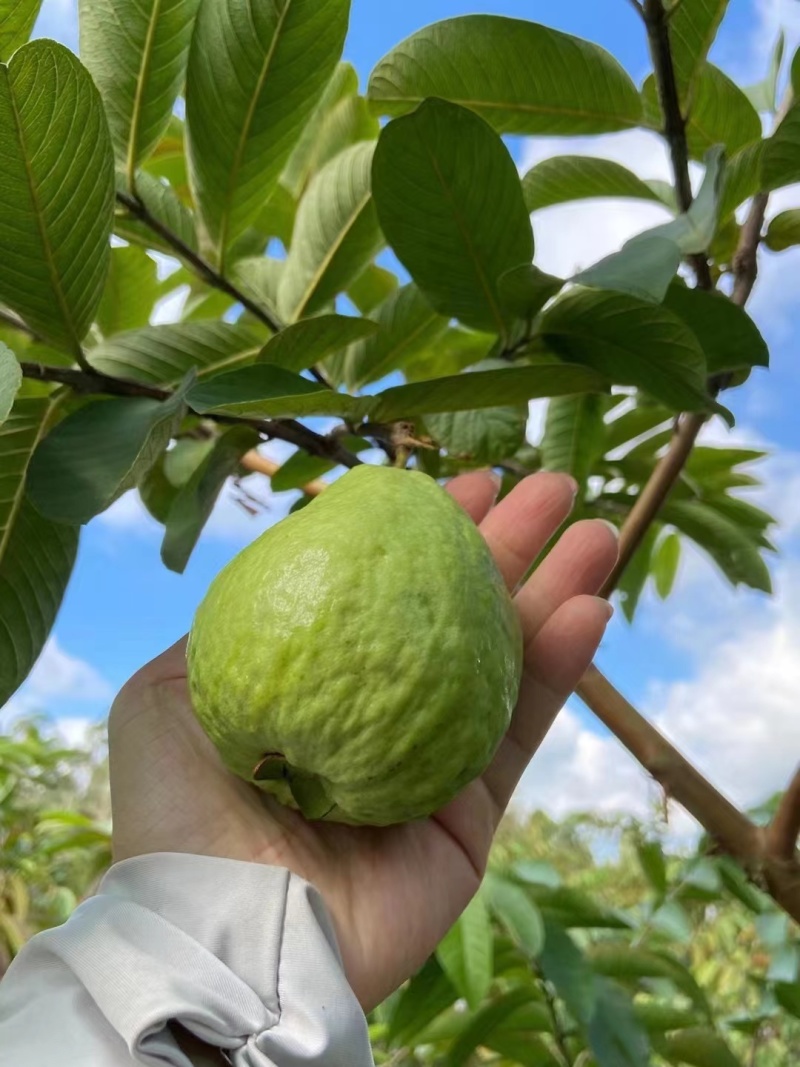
[
  {"left": 269, "top": 438, "right": 367, "bottom": 491},
  {"left": 540, "top": 289, "right": 713, "bottom": 414},
  {"left": 654, "top": 1027, "right": 742, "bottom": 1067},
  {"left": 0, "top": 344, "right": 22, "bottom": 425},
  {"left": 0, "top": 0, "right": 42, "bottom": 60},
  {"left": 343, "top": 284, "right": 447, "bottom": 390},
  {"left": 27, "top": 388, "right": 190, "bottom": 525},
  {"left": 426, "top": 404, "right": 527, "bottom": 467},
  {"left": 161, "top": 426, "right": 261, "bottom": 573},
  {"left": 88, "top": 322, "right": 266, "bottom": 385},
  {"left": 187, "top": 364, "right": 361, "bottom": 419},
  {"left": 230, "top": 256, "right": 285, "bottom": 315},
  {"left": 402, "top": 327, "right": 496, "bottom": 383},
  {"left": 646, "top": 146, "right": 725, "bottom": 255},
  {"left": 0, "top": 398, "right": 79, "bottom": 705},
  {"left": 668, "top": 0, "right": 730, "bottom": 102},
  {"left": 522, "top": 156, "right": 666, "bottom": 213},
  {"left": 765, "top": 208, "right": 800, "bottom": 251},
  {"left": 662, "top": 284, "right": 769, "bottom": 375},
  {"left": 744, "top": 30, "right": 784, "bottom": 114},
  {"left": 258, "top": 314, "right": 376, "bottom": 375},
  {"left": 278, "top": 142, "right": 383, "bottom": 322},
  {"left": 280, "top": 61, "right": 358, "bottom": 198},
  {"left": 661, "top": 500, "right": 773, "bottom": 592},
  {"left": 347, "top": 264, "right": 399, "bottom": 316},
  {"left": 368, "top": 16, "right": 642, "bottom": 134},
  {"left": 719, "top": 141, "right": 765, "bottom": 220},
  {"left": 368, "top": 363, "right": 605, "bottom": 424},
  {"left": 539, "top": 920, "right": 597, "bottom": 1026},
  {"left": 79, "top": 0, "right": 201, "bottom": 183},
  {"left": 617, "top": 525, "right": 659, "bottom": 623},
  {"left": 114, "top": 169, "right": 198, "bottom": 255},
  {"left": 484, "top": 873, "right": 546, "bottom": 957},
  {"left": 444, "top": 988, "right": 545, "bottom": 1067},
  {"left": 573, "top": 235, "right": 681, "bottom": 304},
  {"left": 588, "top": 981, "right": 651, "bottom": 1067},
  {"left": 96, "top": 246, "right": 166, "bottom": 337},
  {"left": 653, "top": 532, "right": 681, "bottom": 599},
  {"left": 0, "top": 41, "right": 115, "bottom": 354},
  {"left": 372, "top": 99, "right": 533, "bottom": 335},
  {"left": 387, "top": 957, "right": 458, "bottom": 1047},
  {"left": 763, "top": 102, "right": 800, "bottom": 190},
  {"left": 436, "top": 890, "right": 493, "bottom": 1011},
  {"left": 185, "top": 0, "right": 350, "bottom": 260},
  {"left": 541, "top": 394, "right": 607, "bottom": 491},
  {"left": 589, "top": 944, "right": 709, "bottom": 1011}
]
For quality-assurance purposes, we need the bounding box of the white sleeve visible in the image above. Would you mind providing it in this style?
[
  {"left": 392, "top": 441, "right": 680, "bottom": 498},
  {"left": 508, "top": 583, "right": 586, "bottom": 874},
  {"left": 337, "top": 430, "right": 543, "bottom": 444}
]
[{"left": 0, "top": 853, "right": 374, "bottom": 1066}]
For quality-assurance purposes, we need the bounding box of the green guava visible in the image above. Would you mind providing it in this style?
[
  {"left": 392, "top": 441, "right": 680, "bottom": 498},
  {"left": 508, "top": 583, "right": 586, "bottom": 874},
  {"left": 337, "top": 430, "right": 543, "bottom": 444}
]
[{"left": 186, "top": 465, "right": 523, "bottom": 826}]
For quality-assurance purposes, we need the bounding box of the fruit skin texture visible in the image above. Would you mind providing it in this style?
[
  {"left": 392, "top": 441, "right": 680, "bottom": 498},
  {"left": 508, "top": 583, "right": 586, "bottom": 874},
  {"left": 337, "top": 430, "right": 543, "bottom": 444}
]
[{"left": 187, "top": 465, "right": 523, "bottom": 826}]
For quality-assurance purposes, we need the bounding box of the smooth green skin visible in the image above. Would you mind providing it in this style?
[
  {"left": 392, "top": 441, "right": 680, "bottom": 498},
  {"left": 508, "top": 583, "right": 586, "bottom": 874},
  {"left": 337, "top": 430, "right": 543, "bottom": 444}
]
[{"left": 187, "top": 465, "right": 523, "bottom": 825}]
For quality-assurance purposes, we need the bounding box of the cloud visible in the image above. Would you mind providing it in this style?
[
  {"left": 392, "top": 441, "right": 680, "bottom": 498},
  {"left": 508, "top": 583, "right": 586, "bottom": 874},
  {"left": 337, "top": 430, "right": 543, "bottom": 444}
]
[{"left": 2, "top": 639, "right": 113, "bottom": 730}]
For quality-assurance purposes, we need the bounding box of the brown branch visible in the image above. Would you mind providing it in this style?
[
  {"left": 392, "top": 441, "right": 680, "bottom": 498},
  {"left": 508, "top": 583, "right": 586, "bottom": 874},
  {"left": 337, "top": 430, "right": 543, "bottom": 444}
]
[
  {"left": 733, "top": 192, "right": 770, "bottom": 306},
  {"left": 116, "top": 190, "right": 285, "bottom": 335},
  {"left": 19, "top": 361, "right": 361, "bottom": 469},
  {"left": 577, "top": 666, "right": 800, "bottom": 923},
  {"left": 766, "top": 767, "right": 800, "bottom": 862}
]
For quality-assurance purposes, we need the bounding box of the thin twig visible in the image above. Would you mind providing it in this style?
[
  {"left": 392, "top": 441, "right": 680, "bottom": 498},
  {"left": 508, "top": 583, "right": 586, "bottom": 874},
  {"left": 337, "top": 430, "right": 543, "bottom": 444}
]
[
  {"left": 115, "top": 190, "right": 285, "bottom": 335},
  {"left": 535, "top": 967, "right": 574, "bottom": 1067},
  {"left": 625, "top": 0, "right": 644, "bottom": 16},
  {"left": 18, "top": 361, "right": 361, "bottom": 468},
  {"left": 767, "top": 767, "right": 800, "bottom": 862}
]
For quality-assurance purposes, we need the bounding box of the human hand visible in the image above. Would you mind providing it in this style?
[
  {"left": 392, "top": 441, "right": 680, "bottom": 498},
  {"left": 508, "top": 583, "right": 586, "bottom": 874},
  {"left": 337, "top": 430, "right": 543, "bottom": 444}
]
[{"left": 108, "top": 471, "right": 618, "bottom": 1011}]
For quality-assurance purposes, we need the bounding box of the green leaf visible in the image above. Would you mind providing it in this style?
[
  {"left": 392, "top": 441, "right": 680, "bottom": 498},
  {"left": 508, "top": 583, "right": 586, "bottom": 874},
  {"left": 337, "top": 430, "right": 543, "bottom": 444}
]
[
  {"left": 79, "top": 0, "right": 201, "bottom": 182},
  {"left": 139, "top": 453, "right": 180, "bottom": 524},
  {"left": 767, "top": 943, "right": 800, "bottom": 983},
  {"left": 402, "top": 327, "right": 496, "bottom": 384},
  {"left": 484, "top": 1032, "right": 560, "bottom": 1066},
  {"left": 444, "top": 988, "right": 545, "bottom": 1067},
  {"left": 484, "top": 873, "right": 546, "bottom": 957},
  {"left": 653, "top": 532, "right": 681, "bottom": 599},
  {"left": 650, "top": 899, "right": 694, "bottom": 942},
  {"left": 513, "top": 861, "right": 562, "bottom": 889},
  {"left": 269, "top": 446, "right": 370, "bottom": 492},
  {"left": 114, "top": 169, "right": 198, "bottom": 255},
  {"left": 522, "top": 156, "right": 666, "bottom": 213},
  {"left": 27, "top": 387, "right": 190, "bottom": 525},
  {"left": 775, "top": 981, "right": 800, "bottom": 1019},
  {"left": 88, "top": 322, "right": 267, "bottom": 385},
  {"left": 0, "top": 398, "right": 79, "bottom": 705},
  {"left": 347, "top": 264, "right": 399, "bottom": 316},
  {"left": 0, "top": 344, "right": 22, "bottom": 425},
  {"left": 763, "top": 101, "right": 800, "bottom": 190},
  {"left": 343, "top": 284, "right": 447, "bottom": 390},
  {"left": 663, "top": 283, "right": 769, "bottom": 375},
  {"left": 309, "top": 93, "right": 378, "bottom": 181},
  {"left": 497, "top": 266, "right": 564, "bottom": 323},
  {"left": 161, "top": 426, "right": 260, "bottom": 573},
  {"left": 636, "top": 839, "right": 668, "bottom": 898},
  {"left": 574, "top": 235, "right": 681, "bottom": 304},
  {"left": 368, "top": 363, "right": 606, "bottom": 424},
  {"left": 662, "top": 500, "right": 773, "bottom": 592},
  {"left": 539, "top": 920, "right": 597, "bottom": 1025},
  {"left": 96, "top": 246, "right": 165, "bottom": 337},
  {"left": 387, "top": 957, "right": 458, "bottom": 1047},
  {"left": 744, "top": 31, "right": 784, "bottom": 113},
  {"left": 0, "top": 0, "right": 42, "bottom": 60},
  {"left": 719, "top": 141, "right": 765, "bottom": 221},
  {"left": 590, "top": 944, "right": 708, "bottom": 1011},
  {"left": 668, "top": 0, "right": 730, "bottom": 102},
  {"left": 766, "top": 208, "right": 800, "bottom": 251},
  {"left": 541, "top": 394, "right": 607, "bottom": 491},
  {"left": 436, "top": 890, "right": 493, "bottom": 1010},
  {"left": 230, "top": 256, "right": 285, "bottom": 314},
  {"left": 540, "top": 289, "right": 713, "bottom": 415},
  {"left": 257, "top": 315, "right": 377, "bottom": 375},
  {"left": 186, "top": 0, "right": 350, "bottom": 260},
  {"left": 373, "top": 99, "right": 533, "bottom": 334},
  {"left": 281, "top": 62, "right": 359, "bottom": 198},
  {"left": 756, "top": 911, "right": 790, "bottom": 948},
  {"left": 278, "top": 143, "right": 383, "bottom": 322},
  {"left": 187, "top": 364, "right": 361, "bottom": 419},
  {"left": 617, "top": 525, "right": 659, "bottom": 623},
  {"left": 427, "top": 405, "right": 527, "bottom": 468},
  {"left": 604, "top": 403, "right": 672, "bottom": 454},
  {"left": 0, "top": 41, "right": 115, "bottom": 354},
  {"left": 368, "top": 15, "right": 642, "bottom": 134},
  {"left": 655, "top": 1027, "right": 742, "bottom": 1067},
  {"left": 588, "top": 981, "right": 651, "bottom": 1067},
  {"left": 646, "top": 146, "right": 725, "bottom": 255}
]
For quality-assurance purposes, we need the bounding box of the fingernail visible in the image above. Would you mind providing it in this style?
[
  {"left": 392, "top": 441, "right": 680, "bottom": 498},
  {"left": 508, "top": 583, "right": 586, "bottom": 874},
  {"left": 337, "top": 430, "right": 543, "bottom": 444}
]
[
  {"left": 565, "top": 475, "right": 579, "bottom": 497},
  {"left": 595, "top": 597, "right": 615, "bottom": 621},
  {"left": 487, "top": 469, "right": 503, "bottom": 490},
  {"left": 599, "top": 519, "right": 620, "bottom": 539}
]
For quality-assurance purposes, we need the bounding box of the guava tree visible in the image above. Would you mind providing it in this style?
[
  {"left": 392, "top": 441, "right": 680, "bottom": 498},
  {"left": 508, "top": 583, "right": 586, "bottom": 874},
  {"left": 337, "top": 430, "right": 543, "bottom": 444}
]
[{"left": 0, "top": 0, "right": 799, "bottom": 1056}]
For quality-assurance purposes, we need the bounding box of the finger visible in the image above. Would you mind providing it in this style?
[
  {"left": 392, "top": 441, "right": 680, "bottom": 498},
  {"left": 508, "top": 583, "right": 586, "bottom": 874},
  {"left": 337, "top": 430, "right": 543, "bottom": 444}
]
[
  {"left": 482, "top": 594, "right": 613, "bottom": 814},
  {"left": 516, "top": 519, "right": 619, "bottom": 648},
  {"left": 478, "top": 472, "right": 577, "bottom": 590},
  {"left": 445, "top": 470, "right": 501, "bottom": 524}
]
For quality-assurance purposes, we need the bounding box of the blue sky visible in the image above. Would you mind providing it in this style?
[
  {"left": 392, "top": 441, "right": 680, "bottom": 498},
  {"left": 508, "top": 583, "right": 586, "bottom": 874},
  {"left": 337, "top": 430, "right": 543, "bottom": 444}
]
[{"left": 11, "top": 0, "right": 800, "bottom": 825}]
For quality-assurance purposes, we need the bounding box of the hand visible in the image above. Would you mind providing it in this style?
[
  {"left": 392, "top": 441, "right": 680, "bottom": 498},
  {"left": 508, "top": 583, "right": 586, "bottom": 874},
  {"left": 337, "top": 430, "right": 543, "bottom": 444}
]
[{"left": 108, "top": 471, "right": 618, "bottom": 1011}]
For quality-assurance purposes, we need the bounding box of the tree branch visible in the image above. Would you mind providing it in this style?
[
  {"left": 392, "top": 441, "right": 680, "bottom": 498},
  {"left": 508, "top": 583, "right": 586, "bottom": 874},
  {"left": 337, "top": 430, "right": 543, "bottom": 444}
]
[
  {"left": 577, "top": 666, "right": 800, "bottom": 924},
  {"left": 116, "top": 190, "right": 285, "bottom": 335},
  {"left": 19, "top": 361, "right": 361, "bottom": 469},
  {"left": 767, "top": 767, "right": 800, "bottom": 863}
]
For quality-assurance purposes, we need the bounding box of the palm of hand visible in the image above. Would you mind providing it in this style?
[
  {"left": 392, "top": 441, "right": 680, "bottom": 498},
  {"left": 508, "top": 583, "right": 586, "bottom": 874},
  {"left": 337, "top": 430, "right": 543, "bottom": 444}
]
[{"left": 109, "top": 472, "right": 617, "bottom": 1011}]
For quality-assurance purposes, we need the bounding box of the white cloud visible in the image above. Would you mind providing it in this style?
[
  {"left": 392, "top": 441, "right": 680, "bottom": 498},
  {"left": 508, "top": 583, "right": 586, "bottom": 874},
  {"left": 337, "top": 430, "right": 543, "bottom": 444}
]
[{"left": 2, "top": 639, "right": 112, "bottom": 730}]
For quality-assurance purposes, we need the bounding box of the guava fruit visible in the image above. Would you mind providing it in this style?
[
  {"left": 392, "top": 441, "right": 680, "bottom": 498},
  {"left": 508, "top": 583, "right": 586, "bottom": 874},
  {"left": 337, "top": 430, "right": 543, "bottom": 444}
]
[{"left": 186, "top": 465, "right": 523, "bottom": 826}]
